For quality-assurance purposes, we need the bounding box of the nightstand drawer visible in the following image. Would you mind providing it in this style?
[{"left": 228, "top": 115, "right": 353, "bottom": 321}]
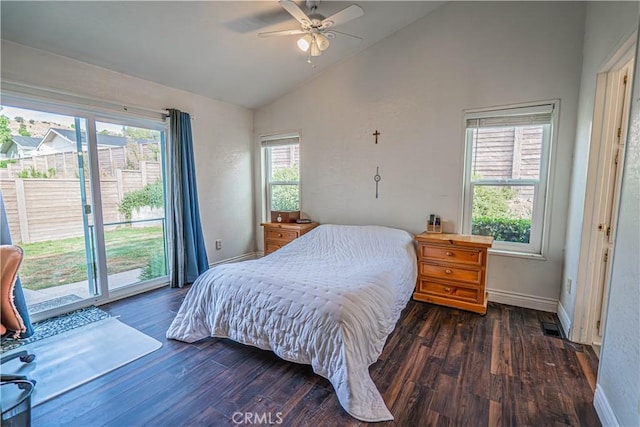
[
  {"left": 420, "top": 245, "right": 482, "bottom": 266},
  {"left": 419, "top": 262, "right": 482, "bottom": 285},
  {"left": 418, "top": 279, "right": 481, "bottom": 303},
  {"left": 265, "top": 241, "right": 286, "bottom": 254},
  {"left": 265, "top": 229, "right": 299, "bottom": 242},
  {"left": 261, "top": 222, "right": 319, "bottom": 255}
]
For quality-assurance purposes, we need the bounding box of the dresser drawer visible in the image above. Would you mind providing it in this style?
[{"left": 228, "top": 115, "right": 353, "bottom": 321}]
[
  {"left": 265, "top": 229, "right": 298, "bottom": 242},
  {"left": 418, "top": 279, "right": 481, "bottom": 303},
  {"left": 420, "top": 245, "right": 482, "bottom": 266},
  {"left": 419, "top": 262, "right": 482, "bottom": 285}
]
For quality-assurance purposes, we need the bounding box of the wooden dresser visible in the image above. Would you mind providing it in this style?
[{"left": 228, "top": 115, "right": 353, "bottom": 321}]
[
  {"left": 260, "top": 222, "right": 319, "bottom": 255},
  {"left": 413, "top": 233, "right": 493, "bottom": 314}
]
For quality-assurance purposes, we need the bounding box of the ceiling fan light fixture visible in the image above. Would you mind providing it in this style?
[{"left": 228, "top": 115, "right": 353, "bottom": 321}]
[
  {"left": 310, "top": 38, "right": 321, "bottom": 56},
  {"left": 315, "top": 33, "right": 330, "bottom": 51},
  {"left": 266, "top": 0, "right": 365, "bottom": 63},
  {"left": 297, "top": 34, "right": 312, "bottom": 52}
]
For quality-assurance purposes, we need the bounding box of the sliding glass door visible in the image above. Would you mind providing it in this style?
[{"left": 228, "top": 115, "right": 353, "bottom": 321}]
[
  {"left": 95, "top": 120, "right": 168, "bottom": 293},
  {"left": 0, "top": 101, "right": 168, "bottom": 320}
]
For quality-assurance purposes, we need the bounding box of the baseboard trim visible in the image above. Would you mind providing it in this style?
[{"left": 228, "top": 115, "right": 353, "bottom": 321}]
[
  {"left": 594, "top": 384, "right": 620, "bottom": 427},
  {"left": 209, "top": 252, "right": 257, "bottom": 268},
  {"left": 557, "top": 301, "right": 572, "bottom": 339},
  {"left": 487, "top": 288, "right": 557, "bottom": 312}
]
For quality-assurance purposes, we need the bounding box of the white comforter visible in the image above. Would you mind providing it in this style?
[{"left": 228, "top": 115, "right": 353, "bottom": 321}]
[{"left": 166, "top": 224, "right": 417, "bottom": 422}]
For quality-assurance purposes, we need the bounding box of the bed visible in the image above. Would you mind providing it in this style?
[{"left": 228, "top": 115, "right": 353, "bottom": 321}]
[{"left": 166, "top": 224, "right": 417, "bottom": 422}]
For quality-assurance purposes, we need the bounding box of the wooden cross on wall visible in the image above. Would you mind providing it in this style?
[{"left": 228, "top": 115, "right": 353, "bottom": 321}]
[{"left": 373, "top": 130, "right": 380, "bottom": 144}]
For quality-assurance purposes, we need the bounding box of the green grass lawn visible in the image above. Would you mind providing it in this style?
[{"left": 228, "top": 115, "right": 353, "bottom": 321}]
[{"left": 20, "top": 226, "right": 166, "bottom": 290}]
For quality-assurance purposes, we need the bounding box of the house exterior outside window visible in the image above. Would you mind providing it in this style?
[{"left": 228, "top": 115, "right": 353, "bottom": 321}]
[{"left": 462, "top": 101, "right": 557, "bottom": 255}]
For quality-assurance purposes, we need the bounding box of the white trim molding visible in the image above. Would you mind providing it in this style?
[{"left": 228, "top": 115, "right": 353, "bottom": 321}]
[
  {"left": 209, "top": 252, "right": 258, "bottom": 268},
  {"left": 594, "top": 384, "right": 620, "bottom": 427},
  {"left": 557, "top": 301, "right": 572, "bottom": 338},
  {"left": 487, "top": 288, "right": 557, "bottom": 312}
]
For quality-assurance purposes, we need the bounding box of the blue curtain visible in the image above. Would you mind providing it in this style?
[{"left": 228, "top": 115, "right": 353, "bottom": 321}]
[
  {"left": 1, "top": 191, "right": 34, "bottom": 338},
  {"left": 169, "top": 109, "right": 209, "bottom": 288}
]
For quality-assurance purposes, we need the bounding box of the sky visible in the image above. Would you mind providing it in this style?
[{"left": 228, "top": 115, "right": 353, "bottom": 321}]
[{"left": 1, "top": 105, "right": 131, "bottom": 134}]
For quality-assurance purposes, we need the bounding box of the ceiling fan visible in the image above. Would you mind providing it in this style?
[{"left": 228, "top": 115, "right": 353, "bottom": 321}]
[{"left": 259, "top": 0, "right": 364, "bottom": 63}]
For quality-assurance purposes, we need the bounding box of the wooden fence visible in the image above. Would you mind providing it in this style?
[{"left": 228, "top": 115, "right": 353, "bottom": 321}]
[
  {"left": 0, "top": 142, "right": 159, "bottom": 180},
  {"left": 472, "top": 126, "right": 542, "bottom": 202},
  {"left": 0, "top": 161, "right": 161, "bottom": 243},
  {"left": 472, "top": 126, "right": 542, "bottom": 180}
]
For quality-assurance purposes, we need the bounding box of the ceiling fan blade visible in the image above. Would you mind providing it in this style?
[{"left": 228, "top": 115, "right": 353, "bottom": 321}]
[
  {"left": 325, "top": 30, "right": 363, "bottom": 41},
  {"left": 279, "top": 0, "right": 312, "bottom": 27},
  {"left": 320, "top": 5, "right": 364, "bottom": 29},
  {"left": 258, "top": 29, "right": 306, "bottom": 38},
  {"left": 225, "top": 8, "right": 292, "bottom": 34}
]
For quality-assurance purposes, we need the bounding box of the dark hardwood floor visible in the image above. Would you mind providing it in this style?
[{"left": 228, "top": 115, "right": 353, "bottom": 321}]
[{"left": 32, "top": 287, "right": 600, "bottom": 426}]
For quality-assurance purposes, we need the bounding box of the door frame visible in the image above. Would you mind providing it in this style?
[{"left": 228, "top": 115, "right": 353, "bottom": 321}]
[{"left": 571, "top": 32, "right": 636, "bottom": 345}]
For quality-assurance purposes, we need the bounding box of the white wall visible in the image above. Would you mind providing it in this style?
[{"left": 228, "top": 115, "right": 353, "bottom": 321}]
[
  {"left": 560, "top": 2, "right": 639, "bottom": 339},
  {"left": 595, "top": 33, "right": 640, "bottom": 427},
  {"left": 1, "top": 40, "right": 255, "bottom": 263},
  {"left": 255, "top": 1, "right": 585, "bottom": 305}
]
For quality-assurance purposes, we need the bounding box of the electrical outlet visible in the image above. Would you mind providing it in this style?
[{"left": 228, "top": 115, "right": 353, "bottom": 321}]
[
  {"left": 566, "top": 277, "right": 573, "bottom": 294},
  {"left": 215, "top": 239, "right": 222, "bottom": 250}
]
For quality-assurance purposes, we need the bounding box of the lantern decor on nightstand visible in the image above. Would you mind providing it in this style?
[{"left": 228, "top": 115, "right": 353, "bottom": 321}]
[{"left": 426, "top": 214, "right": 442, "bottom": 233}]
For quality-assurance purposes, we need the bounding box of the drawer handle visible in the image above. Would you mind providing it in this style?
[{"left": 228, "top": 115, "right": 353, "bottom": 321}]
[
  {"left": 445, "top": 269, "right": 452, "bottom": 274},
  {"left": 446, "top": 251, "right": 453, "bottom": 256},
  {"left": 444, "top": 287, "right": 452, "bottom": 292},
  {"left": 278, "top": 233, "right": 283, "bottom": 237}
]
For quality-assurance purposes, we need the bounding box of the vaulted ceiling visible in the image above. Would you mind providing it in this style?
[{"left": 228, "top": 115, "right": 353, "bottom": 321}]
[{"left": 1, "top": 1, "right": 443, "bottom": 109}]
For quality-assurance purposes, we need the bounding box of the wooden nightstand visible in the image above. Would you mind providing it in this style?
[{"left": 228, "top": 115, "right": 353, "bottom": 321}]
[
  {"left": 413, "top": 233, "right": 493, "bottom": 314},
  {"left": 260, "top": 222, "right": 319, "bottom": 255}
]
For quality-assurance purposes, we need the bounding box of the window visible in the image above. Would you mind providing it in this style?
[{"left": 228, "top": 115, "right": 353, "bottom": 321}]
[
  {"left": 261, "top": 133, "right": 300, "bottom": 216},
  {"left": 462, "top": 102, "right": 556, "bottom": 254}
]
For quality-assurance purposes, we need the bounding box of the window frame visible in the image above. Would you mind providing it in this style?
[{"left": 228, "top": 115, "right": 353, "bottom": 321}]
[
  {"left": 260, "top": 132, "right": 300, "bottom": 219},
  {"left": 461, "top": 101, "right": 558, "bottom": 255}
]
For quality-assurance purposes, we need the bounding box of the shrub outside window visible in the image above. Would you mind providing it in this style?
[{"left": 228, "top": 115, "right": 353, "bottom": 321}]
[{"left": 462, "top": 102, "right": 556, "bottom": 254}]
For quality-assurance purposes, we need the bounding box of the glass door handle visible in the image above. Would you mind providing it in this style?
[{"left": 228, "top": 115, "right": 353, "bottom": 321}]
[{"left": 84, "top": 204, "right": 92, "bottom": 214}]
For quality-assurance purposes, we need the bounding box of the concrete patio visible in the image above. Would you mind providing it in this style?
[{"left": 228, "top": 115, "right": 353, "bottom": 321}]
[{"left": 23, "top": 268, "right": 143, "bottom": 312}]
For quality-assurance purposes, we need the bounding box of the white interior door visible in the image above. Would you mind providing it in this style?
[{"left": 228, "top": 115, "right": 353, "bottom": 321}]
[{"left": 592, "top": 58, "right": 633, "bottom": 346}]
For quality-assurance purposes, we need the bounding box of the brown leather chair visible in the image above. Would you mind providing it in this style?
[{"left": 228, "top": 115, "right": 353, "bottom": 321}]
[{"left": 1, "top": 245, "right": 35, "bottom": 368}]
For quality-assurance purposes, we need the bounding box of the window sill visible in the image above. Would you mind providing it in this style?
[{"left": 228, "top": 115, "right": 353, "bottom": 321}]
[{"left": 488, "top": 248, "right": 547, "bottom": 261}]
